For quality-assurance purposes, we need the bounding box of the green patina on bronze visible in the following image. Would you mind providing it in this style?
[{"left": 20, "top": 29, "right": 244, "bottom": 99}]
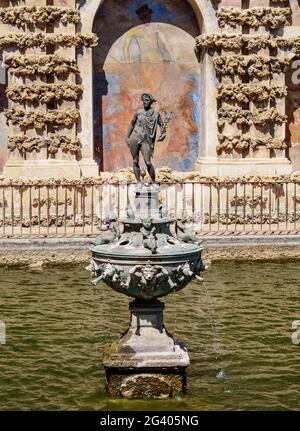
[{"left": 87, "top": 184, "right": 204, "bottom": 398}]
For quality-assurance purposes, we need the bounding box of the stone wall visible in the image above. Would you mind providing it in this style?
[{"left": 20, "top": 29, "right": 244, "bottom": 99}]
[
  {"left": 195, "top": 0, "right": 300, "bottom": 175},
  {"left": 0, "top": 0, "right": 97, "bottom": 178},
  {"left": 0, "top": 1, "right": 300, "bottom": 178}
]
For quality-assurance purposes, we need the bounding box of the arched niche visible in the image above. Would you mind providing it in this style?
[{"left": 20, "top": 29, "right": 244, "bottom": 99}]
[
  {"left": 93, "top": 0, "right": 201, "bottom": 171},
  {"left": 78, "top": 0, "right": 219, "bottom": 176}
]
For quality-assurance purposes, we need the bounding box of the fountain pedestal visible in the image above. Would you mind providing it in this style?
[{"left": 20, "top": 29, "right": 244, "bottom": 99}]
[
  {"left": 135, "top": 185, "right": 160, "bottom": 219},
  {"left": 103, "top": 300, "right": 189, "bottom": 399},
  {"left": 89, "top": 183, "right": 205, "bottom": 399}
]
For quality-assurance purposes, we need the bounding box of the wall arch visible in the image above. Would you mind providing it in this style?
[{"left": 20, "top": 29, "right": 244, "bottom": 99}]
[
  {"left": 77, "top": 0, "right": 219, "bottom": 175},
  {"left": 80, "top": 0, "right": 218, "bottom": 34}
]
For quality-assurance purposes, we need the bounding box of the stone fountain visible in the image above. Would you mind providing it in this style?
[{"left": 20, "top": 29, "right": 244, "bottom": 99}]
[
  {"left": 87, "top": 93, "right": 205, "bottom": 398},
  {"left": 88, "top": 184, "right": 205, "bottom": 399}
]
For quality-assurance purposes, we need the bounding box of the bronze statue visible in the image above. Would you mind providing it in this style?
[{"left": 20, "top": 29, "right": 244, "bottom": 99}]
[
  {"left": 93, "top": 212, "right": 120, "bottom": 245},
  {"left": 140, "top": 218, "right": 158, "bottom": 254},
  {"left": 126, "top": 93, "right": 167, "bottom": 185}
]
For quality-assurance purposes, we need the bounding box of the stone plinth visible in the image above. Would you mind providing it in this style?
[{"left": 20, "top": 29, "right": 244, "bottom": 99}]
[
  {"left": 79, "top": 158, "right": 99, "bottom": 177},
  {"left": 103, "top": 300, "right": 189, "bottom": 399},
  {"left": 196, "top": 157, "right": 292, "bottom": 176},
  {"left": 3, "top": 159, "right": 81, "bottom": 179},
  {"left": 135, "top": 184, "right": 160, "bottom": 219}
]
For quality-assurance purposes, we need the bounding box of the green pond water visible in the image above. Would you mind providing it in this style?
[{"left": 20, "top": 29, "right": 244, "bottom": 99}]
[{"left": 0, "top": 261, "right": 300, "bottom": 411}]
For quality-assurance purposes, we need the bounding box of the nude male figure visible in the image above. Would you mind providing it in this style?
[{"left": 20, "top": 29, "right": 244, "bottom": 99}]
[{"left": 126, "top": 93, "right": 166, "bottom": 185}]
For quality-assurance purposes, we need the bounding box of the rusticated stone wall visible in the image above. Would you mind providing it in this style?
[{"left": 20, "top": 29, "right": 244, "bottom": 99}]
[
  {"left": 0, "top": 0, "right": 97, "bottom": 178},
  {"left": 196, "top": 3, "right": 290, "bottom": 164}
]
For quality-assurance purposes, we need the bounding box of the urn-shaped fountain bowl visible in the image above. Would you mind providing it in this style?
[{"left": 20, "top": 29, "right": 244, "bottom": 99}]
[{"left": 89, "top": 185, "right": 205, "bottom": 301}]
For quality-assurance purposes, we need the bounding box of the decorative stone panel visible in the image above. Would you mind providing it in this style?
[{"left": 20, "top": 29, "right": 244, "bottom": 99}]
[
  {"left": 0, "top": 0, "right": 98, "bottom": 178},
  {"left": 195, "top": 1, "right": 294, "bottom": 168}
]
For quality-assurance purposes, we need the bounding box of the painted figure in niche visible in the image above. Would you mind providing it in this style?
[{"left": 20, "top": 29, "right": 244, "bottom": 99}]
[{"left": 126, "top": 93, "right": 167, "bottom": 185}]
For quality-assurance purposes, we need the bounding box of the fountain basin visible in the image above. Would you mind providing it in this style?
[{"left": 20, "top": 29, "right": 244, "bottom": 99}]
[
  {"left": 90, "top": 241, "right": 204, "bottom": 301},
  {"left": 88, "top": 184, "right": 205, "bottom": 398}
]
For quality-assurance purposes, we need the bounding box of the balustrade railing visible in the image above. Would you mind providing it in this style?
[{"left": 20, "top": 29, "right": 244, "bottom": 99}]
[{"left": 0, "top": 181, "right": 300, "bottom": 238}]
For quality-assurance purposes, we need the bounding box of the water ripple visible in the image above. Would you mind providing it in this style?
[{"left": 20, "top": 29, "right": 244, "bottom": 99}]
[{"left": 0, "top": 262, "right": 300, "bottom": 410}]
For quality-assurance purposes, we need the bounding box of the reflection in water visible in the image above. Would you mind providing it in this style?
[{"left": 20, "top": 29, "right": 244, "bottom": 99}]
[{"left": 0, "top": 262, "right": 300, "bottom": 410}]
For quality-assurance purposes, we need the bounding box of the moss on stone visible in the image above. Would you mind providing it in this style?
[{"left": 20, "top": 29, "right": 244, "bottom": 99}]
[
  {"left": 103, "top": 342, "right": 119, "bottom": 362},
  {"left": 105, "top": 372, "right": 185, "bottom": 399}
]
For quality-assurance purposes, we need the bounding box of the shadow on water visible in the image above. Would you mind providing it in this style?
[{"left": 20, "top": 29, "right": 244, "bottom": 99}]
[{"left": 0, "top": 261, "right": 300, "bottom": 410}]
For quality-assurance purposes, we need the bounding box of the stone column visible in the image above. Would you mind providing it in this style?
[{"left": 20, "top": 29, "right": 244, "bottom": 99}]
[
  {"left": 25, "top": 0, "right": 48, "bottom": 165},
  {"left": 76, "top": 0, "right": 99, "bottom": 177},
  {"left": 198, "top": 48, "right": 219, "bottom": 160},
  {"left": 196, "top": 0, "right": 242, "bottom": 175},
  {"left": 49, "top": 0, "right": 81, "bottom": 179},
  {"left": 249, "top": 0, "right": 273, "bottom": 160},
  {"left": 2, "top": 0, "right": 25, "bottom": 174},
  {"left": 77, "top": 45, "right": 99, "bottom": 177},
  {"left": 104, "top": 300, "right": 189, "bottom": 399},
  {"left": 247, "top": 0, "right": 290, "bottom": 172},
  {"left": 220, "top": 0, "right": 243, "bottom": 162}
]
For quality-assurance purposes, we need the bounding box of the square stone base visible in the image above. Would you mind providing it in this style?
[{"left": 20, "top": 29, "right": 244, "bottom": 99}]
[
  {"left": 102, "top": 300, "right": 190, "bottom": 399},
  {"left": 104, "top": 367, "right": 187, "bottom": 399}
]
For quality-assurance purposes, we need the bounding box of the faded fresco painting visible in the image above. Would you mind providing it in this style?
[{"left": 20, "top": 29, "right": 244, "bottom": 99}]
[{"left": 93, "top": 0, "right": 200, "bottom": 172}]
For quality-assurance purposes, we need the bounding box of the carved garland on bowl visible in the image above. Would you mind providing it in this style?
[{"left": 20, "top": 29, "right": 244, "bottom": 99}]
[
  {"left": 91, "top": 261, "right": 202, "bottom": 295},
  {"left": 4, "top": 54, "right": 80, "bottom": 76},
  {"left": 5, "top": 108, "right": 80, "bottom": 129},
  {"left": 0, "top": 6, "right": 80, "bottom": 27}
]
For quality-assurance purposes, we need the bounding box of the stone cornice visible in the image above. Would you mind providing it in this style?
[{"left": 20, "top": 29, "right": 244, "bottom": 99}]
[
  {"left": 214, "top": 54, "right": 290, "bottom": 77},
  {"left": 6, "top": 83, "right": 83, "bottom": 103},
  {"left": 8, "top": 135, "right": 81, "bottom": 154},
  {"left": 5, "top": 108, "right": 80, "bottom": 129},
  {"left": 0, "top": 170, "right": 299, "bottom": 186},
  {"left": 4, "top": 54, "right": 80, "bottom": 76},
  {"left": 217, "top": 7, "right": 291, "bottom": 30},
  {"left": 217, "top": 134, "right": 287, "bottom": 151},
  {"left": 217, "top": 83, "right": 287, "bottom": 103},
  {"left": 195, "top": 34, "right": 297, "bottom": 53},
  {"left": 0, "top": 33, "right": 98, "bottom": 49},
  {"left": 0, "top": 6, "right": 80, "bottom": 28}
]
